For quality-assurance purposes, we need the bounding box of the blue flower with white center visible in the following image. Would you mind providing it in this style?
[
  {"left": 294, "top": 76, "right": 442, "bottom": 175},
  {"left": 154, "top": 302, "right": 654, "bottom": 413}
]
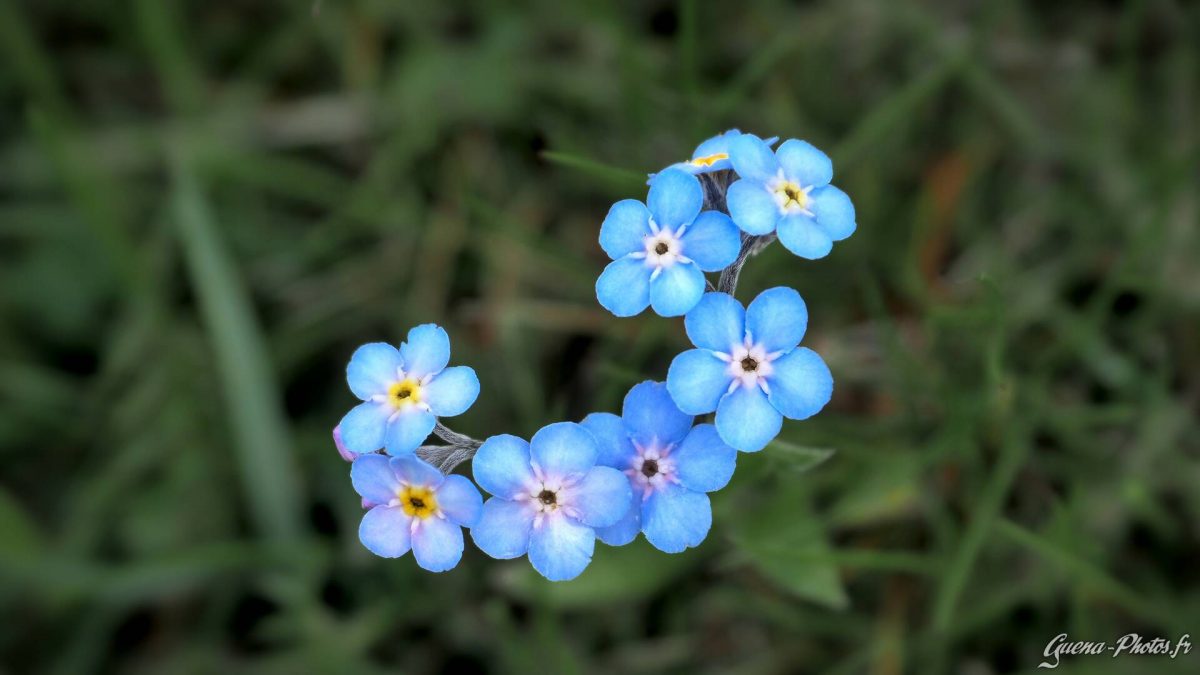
[
  {"left": 725, "top": 134, "right": 857, "bottom": 259},
  {"left": 659, "top": 129, "right": 781, "bottom": 177},
  {"left": 596, "top": 168, "right": 741, "bottom": 318},
  {"left": 666, "top": 288, "right": 833, "bottom": 452},
  {"left": 581, "top": 381, "right": 736, "bottom": 553},
  {"left": 469, "top": 422, "right": 633, "bottom": 581},
  {"left": 338, "top": 324, "right": 480, "bottom": 457},
  {"left": 351, "top": 454, "right": 483, "bottom": 572}
]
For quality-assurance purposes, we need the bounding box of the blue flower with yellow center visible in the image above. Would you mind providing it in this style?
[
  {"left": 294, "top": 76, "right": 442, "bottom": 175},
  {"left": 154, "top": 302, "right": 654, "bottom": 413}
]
[
  {"left": 339, "top": 324, "right": 480, "bottom": 456},
  {"left": 666, "top": 288, "right": 834, "bottom": 452},
  {"left": 659, "top": 128, "right": 780, "bottom": 177},
  {"left": 582, "top": 381, "right": 737, "bottom": 553},
  {"left": 351, "top": 454, "right": 483, "bottom": 572},
  {"left": 596, "top": 168, "right": 740, "bottom": 317},
  {"left": 469, "top": 422, "right": 633, "bottom": 581},
  {"left": 725, "top": 134, "right": 857, "bottom": 259}
]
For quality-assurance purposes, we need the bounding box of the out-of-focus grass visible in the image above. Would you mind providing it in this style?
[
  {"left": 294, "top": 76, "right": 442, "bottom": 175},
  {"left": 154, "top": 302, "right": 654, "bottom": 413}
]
[{"left": 1, "top": 1, "right": 1198, "bottom": 673}]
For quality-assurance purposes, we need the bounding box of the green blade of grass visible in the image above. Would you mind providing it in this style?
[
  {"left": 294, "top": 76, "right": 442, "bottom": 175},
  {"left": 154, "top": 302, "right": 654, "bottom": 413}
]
[
  {"left": 540, "top": 150, "right": 647, "bottom": 189},
  {"left": 170, "top": 148, "right": 303, "bottom": 542}
]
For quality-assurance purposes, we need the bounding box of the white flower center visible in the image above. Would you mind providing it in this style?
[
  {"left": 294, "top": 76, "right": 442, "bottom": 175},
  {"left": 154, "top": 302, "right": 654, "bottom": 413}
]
[
  {"left": 519, "top": 473, "right": 583, "bottom": 526},
  {"left": 631, "top": 218, "right": 692, "bottom": 276},
  {"left": 625, "top": 440, "right": 679, "bottom": 498},
  {"left": 716, "top": 340, "right": 780, "bottom": 394},
  {"left": 768, "top": 170, "right": 814, "bottom": 217}
]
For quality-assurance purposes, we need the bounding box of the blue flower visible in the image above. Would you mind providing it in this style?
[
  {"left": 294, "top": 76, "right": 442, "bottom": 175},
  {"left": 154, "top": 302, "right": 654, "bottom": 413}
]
[
  {"left": 351, "top": 454, "right": 483, "bottom": 572},
  {"left": 725, "top": 134, "right": 856, "bottom": 259},
  {"left": 582, "top": 381, "right": 736, "bottom": 553},
  {"left": 338, "top": 324, "right": 480, "bottom": 456},
  {"left": 596, "top": 168, "right": 740, "bottom": 318},
  {"left": 660, "top": 129, "right": 780, "bottom": 176},
  {"left": 469, "top": 422, "right": 633, "bottom": 581},
  {"left": 666, "top": 289, "right": 833, "bottom": 452}
]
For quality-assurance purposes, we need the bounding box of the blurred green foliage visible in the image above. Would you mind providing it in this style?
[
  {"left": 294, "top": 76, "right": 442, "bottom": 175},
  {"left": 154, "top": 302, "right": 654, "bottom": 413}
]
[{"left": 1, "top": 0, "right": 1198, "bottom": 673}]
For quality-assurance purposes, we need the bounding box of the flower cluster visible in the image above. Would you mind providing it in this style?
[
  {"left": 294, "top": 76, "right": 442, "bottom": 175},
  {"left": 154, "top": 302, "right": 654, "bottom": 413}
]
[{"left": 331, "top": 130, "right": 853, "bottom": 579}]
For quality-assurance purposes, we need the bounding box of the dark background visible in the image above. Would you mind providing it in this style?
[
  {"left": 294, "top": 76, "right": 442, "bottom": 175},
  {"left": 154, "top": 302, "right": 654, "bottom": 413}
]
[{"left": 1, "top": 1, "right": 1198, "bottom": 673}]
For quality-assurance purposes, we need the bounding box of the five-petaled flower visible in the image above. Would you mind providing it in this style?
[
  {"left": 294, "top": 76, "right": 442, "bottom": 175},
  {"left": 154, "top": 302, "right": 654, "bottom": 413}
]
[
  {"left": 666, "top": 288, "right": 833, "bottom": 452},
  {"left": 469, "top": 422, "right": 633, "bottom": 581},
  {"left": 660, "top": 128, "right": 776, "bottom": 176},
  {"left": 596, "top": 168, "right": 740, "bottom": 317},
  {"left": 351, "top": 454, "right": 483, "bottom": 572},
  {"left": 582, "top": 381, "right": 736, "bottom": 553},
  {"left": 725, "top": 134, "right": 856, "bottom": 259},
  {"left": 338, "top": 324, "right": 480, "bottom": 456}
]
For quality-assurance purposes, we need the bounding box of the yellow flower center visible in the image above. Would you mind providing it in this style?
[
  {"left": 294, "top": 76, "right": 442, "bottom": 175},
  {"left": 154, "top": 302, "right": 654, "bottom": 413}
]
[
  {"left": 388, "top": 378, "right": 422, "bottom": 407},
  {"left": 775, "top": 181, "right": 808, "bottom": 210},
  {"left": 398, "top": 485, "right": 438, "bottom": 519},
  {"left": 691, "top": 152, "right": 729, "bottom": 168}
]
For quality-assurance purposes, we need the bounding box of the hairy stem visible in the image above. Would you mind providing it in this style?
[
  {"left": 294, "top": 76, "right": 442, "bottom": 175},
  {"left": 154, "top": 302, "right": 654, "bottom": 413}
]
[{"left": 717, "top": 233, "right": 775, "bottom": 296}]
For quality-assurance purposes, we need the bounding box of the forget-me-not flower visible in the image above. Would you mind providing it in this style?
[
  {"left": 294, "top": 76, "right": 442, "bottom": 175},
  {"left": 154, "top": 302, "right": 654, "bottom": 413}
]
[
  {"left": 582, "top": 381, "right": 736, "bottom": 553},
  {"left": 596, "top": 168, "right": 740, "bottom": 318},
  {"left": 666, "top": 288, "right": 833, "bottom": 452},
  {"left": 470, "top": 422, "right": 633, "bottom": 581},
  {"left": 351, "top": 454, "right": 483, "bottom": 572},
  {"left": 339, "top": 324, "right": 480, "bottom": 456},
  {"left": 725, "top": 134, "right": 856, "bottom": 259},
  {"left": 659, "top": 129, "right": 780, "bottom": 177}
]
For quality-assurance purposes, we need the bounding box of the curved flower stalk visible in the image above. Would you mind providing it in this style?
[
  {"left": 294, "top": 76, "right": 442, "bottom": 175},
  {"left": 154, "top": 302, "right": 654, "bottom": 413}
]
[{"left": 330, "top": 129, "right": 853, "bottom": 579}]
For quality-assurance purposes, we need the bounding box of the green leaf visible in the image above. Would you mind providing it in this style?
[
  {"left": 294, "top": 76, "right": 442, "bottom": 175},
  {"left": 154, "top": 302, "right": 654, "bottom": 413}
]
[
  {"left": 497, "top": 538, "right": 699, "bottom": 610},
  {"left": 0, "top": 487, "right": 42, "bottom": 559},
  {"left": 170, "top": 149, "right": 303, "bottom": 542},
  {"left": 728, "top": 488, "right": 849, "bottom": 610},
  {"left": 766, "top": 440, "right": 836, "bottom": 474}
]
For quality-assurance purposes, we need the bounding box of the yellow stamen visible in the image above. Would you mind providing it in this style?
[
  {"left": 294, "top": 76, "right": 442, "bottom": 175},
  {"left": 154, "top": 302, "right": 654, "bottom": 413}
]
[
  {"left": 691, "top": 152, "right": 729, "bottom": 168},
  {"left": 398, "top": 485, "right": 438, "bottom": 519},
  {"left": 775, "top": 181, "right": 808, "bottom": 210},
  {"left": 388, "top": 378, "right": 422, "bottom": 407}
]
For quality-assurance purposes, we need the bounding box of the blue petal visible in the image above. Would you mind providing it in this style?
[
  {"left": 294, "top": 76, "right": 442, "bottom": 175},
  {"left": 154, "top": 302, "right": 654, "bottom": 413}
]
[
  {"left": 810, "top": 184, "right": 856, "bottom": 241},
  {"left": 775, "top": 139, "right": 833, "bottom": 187},
  {"left": 726, "top": 179, "right": 781, "bottom": 235},
  {"left": 530, "top": 422, "right": 598, "bottom": 480},
  {"left": 684, "top": 292, "right": 746, "bottom": 351},
  {"left": 716, "top": 385, "right": 783, "bottom": 452},
  {"left": 411, "top": 516, "right": 464, "bottom": 572},
  {"left": 648, "top": 262, "right": 705, "bottom": 317},
  {"left": 388, "top": 454, "right": 442, "bottom": 488},
  {"left": 359, "top": 506, "right": 412, "bottom": 558},
  {"left": 435, "top": 474, "right": 484, "bottom": 526},
  {"left": 580, "top": 412, "right": 636, "bottom": 470},
  {"left": 346, "top": 342, "right": 402, "bottom": 399},
  {"left": 745, "top": 287, "right": 808, "bottom": 354},
  {"left": 728, "top": 134, "right": 779, "bottom": 182},
  {"left": 647, "top": 168, "right": 703, "bottom": 228},
  {"left": 596, "top": 254, "right": 651, "bottom": 317},
  {"left": 338, "top": 402, "right": 391, "bottom": 454},
  {"left": 350, "top": 454, "right": 400, "bottom": 504},
  {"left": 571, "top": 466, "right": 633, "bottom": 528},
  {"left": 332, "top": 425, "right": 357, "bottom": 462},
  {"left": 384, "top": 407, "right": 435, "bottom": 455},
  {"left": 621, "top": 380, "right": 693, "bottom": 446},
  {"left": 692, "top": 129, "right": 739, "bottom": 158},
  {"left": 679, "top": 211, "right": 740, "bottom": 272},
  {"left": 595, "top": 499, "right": 641, "bottom": 547},
  {"left": 599, "top": 199, "right": 653, "bottom": 259},
  {"left": 766, "top": 347, "right": 833, "bottom": 420},
  {"left": 422, "top": 365, "right": 479, "bottom": 417},
  {"left": 642, "top": 484, "right": 712, "bottom": 553},
  {"left": 472, "top": 434, "right": 535, "bottom": 499},
  {"left": 666, "top": 349, "right": 732, "bottom": 415},
  {"left": 673, "top": 424, "right": 738, "bottom": 493},
  {"left": 528, "top": 514, "right": 595, "bottom": 581},
  {"left": 777, "top": 214, "right": 833, "bottom": 259},
  {"left": 399, "top": 324, "right": 450, "bottom": 379},
  {"left": 471, "top": 497, "right": 534, "bottom": 559}
]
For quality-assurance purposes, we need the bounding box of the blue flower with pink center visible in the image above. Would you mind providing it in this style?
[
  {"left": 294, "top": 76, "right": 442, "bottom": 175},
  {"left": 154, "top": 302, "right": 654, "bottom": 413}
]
[
  {"left": 469, "top": 422, "right": 633, "bottom": 581},
  {"left": 582, "top": 381, "right": 737, "bottom": 553},
  {"left": 666, "top": 288, "right": 834, "bottom": 452}
]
